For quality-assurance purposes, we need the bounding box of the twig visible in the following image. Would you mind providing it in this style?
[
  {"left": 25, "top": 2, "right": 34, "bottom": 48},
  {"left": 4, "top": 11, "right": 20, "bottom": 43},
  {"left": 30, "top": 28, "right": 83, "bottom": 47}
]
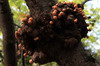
[
  {"left": 81, "top": 0, "right": 91, "bottom": 6},
  {"left": 13, "top": 23, "right": 21, "bottom": 28},
  {"left": 21, "top": 50, "right": 25, "bottom": 66}
]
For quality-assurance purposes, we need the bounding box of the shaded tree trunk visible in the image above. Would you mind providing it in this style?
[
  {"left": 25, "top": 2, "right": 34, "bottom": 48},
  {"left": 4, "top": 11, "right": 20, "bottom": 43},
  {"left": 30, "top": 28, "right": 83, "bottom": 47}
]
[
  {"left": 23, "top": 0, "right": 99, "bottom": 66},
  {"left": 56, "top": 43, "right": 99, "bottom": 66},
  {"left": 25, "top": 0, "right": 57, "bottom": 19},
  {"left": 0, "top": 0, "right": 17, "bottom": 66}
]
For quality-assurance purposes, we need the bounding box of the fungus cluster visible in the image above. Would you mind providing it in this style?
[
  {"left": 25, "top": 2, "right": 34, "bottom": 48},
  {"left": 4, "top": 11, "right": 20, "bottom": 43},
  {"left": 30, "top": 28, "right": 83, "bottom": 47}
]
[{"left": 15, "top": 2, "right": 89, "bottom": 64}]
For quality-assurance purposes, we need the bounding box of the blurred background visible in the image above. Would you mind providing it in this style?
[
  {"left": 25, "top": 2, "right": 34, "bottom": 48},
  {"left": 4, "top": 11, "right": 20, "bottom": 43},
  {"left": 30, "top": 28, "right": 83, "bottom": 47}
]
[{"left": 0, "top": 0, "right": 100, "bottom": 66}]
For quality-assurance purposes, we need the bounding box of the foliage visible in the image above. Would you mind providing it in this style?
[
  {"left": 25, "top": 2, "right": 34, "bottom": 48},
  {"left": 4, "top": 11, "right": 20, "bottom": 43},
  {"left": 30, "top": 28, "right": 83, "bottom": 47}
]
[
  {"left": 9, "top": 0, "right": 29, "bottom": 25},
  {"left": 0, "top": 31, "right": 3, "bottom": 66},
  {"left": 83, "top": 6, "right": 100, "bottom": 53},
  {"left": 59, "top": 0, "right": 84, "bottom": 3}
]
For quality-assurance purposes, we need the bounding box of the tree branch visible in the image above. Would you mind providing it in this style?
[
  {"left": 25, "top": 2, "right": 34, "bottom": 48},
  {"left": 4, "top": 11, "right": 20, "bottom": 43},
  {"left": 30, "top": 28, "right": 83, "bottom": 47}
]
[
  {"left": 81, "top": 0, "right": 91, "bottom": 6},
  {"left": 21, "top": 50, "right": 25, "bottom": 66},
  {"left": 13, "top": 23, "right": 21, "bottom": 28}
]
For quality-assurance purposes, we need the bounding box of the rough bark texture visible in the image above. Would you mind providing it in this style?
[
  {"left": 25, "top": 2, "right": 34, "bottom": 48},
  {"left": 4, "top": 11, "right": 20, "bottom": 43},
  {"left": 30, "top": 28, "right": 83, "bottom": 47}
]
[
  {"left": 0, "top": 0, "right": 17, "bottom": 66},
  {"left": 21, "top": 0, "right": 99, "bottom": 66},
  {"left": 25, "top": 0, "right": 57, "bottom": 21},
  {"left": 56, "top": 43, "right": 99, "bottom": 66}
]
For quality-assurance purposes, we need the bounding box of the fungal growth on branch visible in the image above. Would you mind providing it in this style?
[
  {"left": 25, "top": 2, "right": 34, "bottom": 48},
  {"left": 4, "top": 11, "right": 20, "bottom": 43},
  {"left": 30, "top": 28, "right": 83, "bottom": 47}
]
[{"left": 15, "top": 2, "right": 89, "bottom": 64}]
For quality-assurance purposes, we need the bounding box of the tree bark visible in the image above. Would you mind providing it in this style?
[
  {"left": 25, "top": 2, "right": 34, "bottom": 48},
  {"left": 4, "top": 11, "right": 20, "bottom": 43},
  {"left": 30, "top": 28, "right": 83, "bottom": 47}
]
[
  {"left": 23, "top": 0, "right": 99, "bottom": 66},
  {"left": 25, "top": 0, "right": 57, "bottom": 19},
  {"left": 56, "top": 43, "right": 99, "bottom": 66},
  {"left": 0, "top": 0, "right": 17, "bottom": 66}
]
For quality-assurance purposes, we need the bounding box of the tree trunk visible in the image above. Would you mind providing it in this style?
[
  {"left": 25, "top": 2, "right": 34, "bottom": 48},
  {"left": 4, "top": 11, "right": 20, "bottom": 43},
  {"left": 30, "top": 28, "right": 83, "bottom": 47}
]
[
  {"left": 23, "top": 0, "right": 99, "bottom": 66},
  {"left": 56, "top": 43, "right": 99, "bottom": 66},
  {"left": 25, "top": 0, "right": 57, "bottom": 19},
  {"left": 0, "top": 0, "right": 17, "bottom": 66}
]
